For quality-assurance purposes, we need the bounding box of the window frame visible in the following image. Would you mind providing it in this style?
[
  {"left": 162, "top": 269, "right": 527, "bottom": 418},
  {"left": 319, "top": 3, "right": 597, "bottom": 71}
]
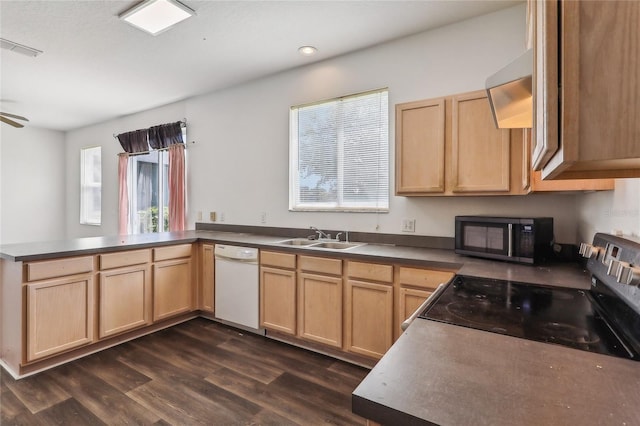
[
  {"left": 289, "top": 88, "right": 390, "bottom": 213},
  {"left": 80, "top": 146, "right": 102, "bottom": 226}
]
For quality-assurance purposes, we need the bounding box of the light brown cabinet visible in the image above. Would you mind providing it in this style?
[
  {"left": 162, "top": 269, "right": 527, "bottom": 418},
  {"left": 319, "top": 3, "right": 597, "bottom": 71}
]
[
  {"left": 297, "top": 255, "right": 343, "bottom": 348},
  {"left": 532, "top": 0, "right": 640, "bottom": 179},
  {"left": 153, "top": 245, "right": 194, "bottom": 321},
  {"left": 26, "top": 274, "right": 95, "bottom": 362},
  {"left": 98, "top": 249, "right": 152, "bottom": 339},
  {"left": 260, "top": 251, "right": 297, "bottom": 335},
  {"left": 344, "top": 261, "right": 394, "bottom": 359},
  {"left": 395, "top": 267, "right": 454, "bottom": 340},
  {"left": 199, "top": 244, "right": 215, "bottom": 313},
  {"left": 396, "top": 90, "right": 524, "bottom": 196}
]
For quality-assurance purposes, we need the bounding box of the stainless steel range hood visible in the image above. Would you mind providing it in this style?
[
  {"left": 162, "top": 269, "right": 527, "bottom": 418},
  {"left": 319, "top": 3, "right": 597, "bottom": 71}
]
[{"left": 485, "top": 49, "right": 533, "bottom": 129}]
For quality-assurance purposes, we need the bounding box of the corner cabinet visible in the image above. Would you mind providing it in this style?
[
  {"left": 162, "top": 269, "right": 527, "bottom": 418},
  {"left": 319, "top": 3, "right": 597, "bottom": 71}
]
[
  {"left": 153, "top": 244, "right": 195, "bottom": 321},
  {"left": 532, "top": 0, "right": 640, "bottom": 179},
  {"left": 396, "top": 90, "right": 526, "bottom": 196}
]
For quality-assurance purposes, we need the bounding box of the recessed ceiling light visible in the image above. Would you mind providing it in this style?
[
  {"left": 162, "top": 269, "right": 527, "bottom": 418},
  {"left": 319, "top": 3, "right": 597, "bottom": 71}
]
[
  {"left": 119, "top": 0, "right": 195, "bottom": 36},
  {"left": 298, "top": 46, "right": 317, "bottom": 56}
]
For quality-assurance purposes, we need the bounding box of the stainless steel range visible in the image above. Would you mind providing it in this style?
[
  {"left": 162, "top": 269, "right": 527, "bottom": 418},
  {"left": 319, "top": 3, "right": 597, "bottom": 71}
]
[{"left": 418, "top": 233, "right": 640, "bottom": 360}]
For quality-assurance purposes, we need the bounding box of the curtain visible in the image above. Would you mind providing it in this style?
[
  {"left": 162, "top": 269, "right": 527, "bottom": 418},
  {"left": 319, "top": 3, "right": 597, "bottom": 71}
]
[
  {"left": 117, "top": 153, "right": 129, "bottom": 235},
  {"left": 148, "top": 121, "right": 183, "bottom": 150},
  {"left": 168, "top": 143, "right": 185, "bottom": 232},
  {"left": 117, "top": 129, "right": 149, "bottom": 153}
]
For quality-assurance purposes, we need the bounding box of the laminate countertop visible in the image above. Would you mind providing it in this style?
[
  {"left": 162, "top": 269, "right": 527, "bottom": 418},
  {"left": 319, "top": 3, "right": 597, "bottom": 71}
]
[
  {"left": 0, "top": 230, "right": 590, "bottom": 289},
  {"left": 352, "top": 319, "right": 640, "bottom": 426}
]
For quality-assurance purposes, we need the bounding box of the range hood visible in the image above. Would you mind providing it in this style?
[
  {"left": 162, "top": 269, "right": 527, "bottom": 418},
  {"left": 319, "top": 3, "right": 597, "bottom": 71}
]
[{"left": 485, "top": 49, "right": 533, "bottom": 129}]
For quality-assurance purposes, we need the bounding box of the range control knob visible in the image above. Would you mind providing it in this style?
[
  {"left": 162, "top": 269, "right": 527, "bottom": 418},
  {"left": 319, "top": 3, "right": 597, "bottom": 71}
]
[
  {"left": 607, "top": 259, "right": 622, "bottom": 276},
  {"left": 579, "top": 243, "right": 602, "bottom": 259},
  {"left": 616, "top": 263, "right": 640, "bottom": 286}
]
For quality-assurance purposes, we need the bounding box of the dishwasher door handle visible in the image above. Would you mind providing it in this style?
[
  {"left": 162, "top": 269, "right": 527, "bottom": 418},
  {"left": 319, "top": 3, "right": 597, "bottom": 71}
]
[{"left": 401, "top": 282, "right": 447, "bottom": 332}]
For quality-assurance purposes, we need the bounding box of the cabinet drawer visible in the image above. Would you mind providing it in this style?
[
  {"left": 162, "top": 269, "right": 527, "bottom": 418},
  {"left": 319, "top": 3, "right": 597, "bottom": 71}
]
[
  {"left": 298, "top": 255, "right": 342, "bottom": 276},
  {"left": 398, "top": 267, "right": 454, "bottom": 290},
  {"left": 347, "top": 261, "right": 393, "bottom": 283},
  {"left": 261, "top": 251, "right": 296, "bottom": 269},
  {"left": 27, "top": 256, "right": 94, "bottom": 282},
  {"left": 100, "top": 249, "right": 151, "bottom": 270},
  {"left": 153, "top": 244, "right": 192, "bottom": 261}
]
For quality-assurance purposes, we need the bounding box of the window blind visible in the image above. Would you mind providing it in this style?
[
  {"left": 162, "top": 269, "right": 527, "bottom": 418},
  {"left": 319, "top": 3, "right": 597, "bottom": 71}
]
[{"left": 290, "top": 89, "right": 389, "bottom": 211}]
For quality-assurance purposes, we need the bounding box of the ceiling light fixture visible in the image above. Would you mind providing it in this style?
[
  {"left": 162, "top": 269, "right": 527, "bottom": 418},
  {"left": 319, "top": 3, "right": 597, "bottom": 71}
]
[
  {"left": 119, "top": 0, "right": 195, "bottom": 36},
  {"left": 298, "top": 46, "right": 317, "bottom": 56},
  {"left": 0, "top": 38, "right": 43, "bottom": 57}
]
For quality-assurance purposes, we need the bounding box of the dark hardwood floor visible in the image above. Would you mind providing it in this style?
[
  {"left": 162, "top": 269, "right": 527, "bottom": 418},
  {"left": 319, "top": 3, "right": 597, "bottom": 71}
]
[{"left": 1, "top": 318, "right": 370, "bottom": 425}]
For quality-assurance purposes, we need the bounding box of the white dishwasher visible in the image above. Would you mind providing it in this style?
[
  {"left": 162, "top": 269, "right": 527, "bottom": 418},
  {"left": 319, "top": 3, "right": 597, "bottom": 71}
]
[{"left": 214, "top": 244, "right": 264, "bottom": 335}]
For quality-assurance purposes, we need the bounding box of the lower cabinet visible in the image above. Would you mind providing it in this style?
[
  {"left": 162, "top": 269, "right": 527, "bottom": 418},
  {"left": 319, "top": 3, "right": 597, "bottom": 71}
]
[
  {"left": 99, "top": 264, "right": 151, "bottom": 339},
  {"left": 260, "top": 251, "right": 297, "bottom": 335},
  {"left": 26, "top": 274, "right": 94, "bottom": 362},
  {"left": 345, "top": 261, "right": 394, "bottom": 359},
  {"left": 199, "top": 244, "right": 215, "bottom": 313},
  {"left": 395, "top": 267, "right": 454, "bottom": 340},
  {"left": 153, "top": 257, "right": 193, "bottom": 321},
  {"left": 298, "top": 255, "right": 343, "bottom": 348}
]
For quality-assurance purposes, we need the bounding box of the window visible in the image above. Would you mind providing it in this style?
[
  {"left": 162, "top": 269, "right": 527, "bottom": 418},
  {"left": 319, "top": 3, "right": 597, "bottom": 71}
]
[
  {"left": 80, "top": 146, "right": 102, "bottom": 225},
  {"left": 126, "top": 127, "right": 186, "bottom": 234},
  {"left": 289, "top": 89, "right": 389, "bottom": 212}
]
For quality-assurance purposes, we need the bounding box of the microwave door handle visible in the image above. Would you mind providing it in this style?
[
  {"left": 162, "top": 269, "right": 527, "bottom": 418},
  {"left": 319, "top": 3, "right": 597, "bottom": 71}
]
[{"left": 508, "top": 223, "right": 513, "bottom": 257}]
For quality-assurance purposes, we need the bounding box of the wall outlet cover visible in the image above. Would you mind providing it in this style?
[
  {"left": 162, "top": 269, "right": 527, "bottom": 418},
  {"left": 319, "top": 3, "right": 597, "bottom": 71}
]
[
  {"left": 210, "top": 212, "right": 216, "bottom": 221},
  {"left": 401, "top": 218, "right": 416, "bottom": 232}
]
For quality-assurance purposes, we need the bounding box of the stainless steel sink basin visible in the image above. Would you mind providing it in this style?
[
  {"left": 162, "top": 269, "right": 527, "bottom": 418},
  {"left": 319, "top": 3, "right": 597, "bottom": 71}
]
[
  {"left": 277, "top": 238, "right": 318, "bottom": 246},
  {"left": 310, "top": 241, "right": 363, "bottom": 250}
]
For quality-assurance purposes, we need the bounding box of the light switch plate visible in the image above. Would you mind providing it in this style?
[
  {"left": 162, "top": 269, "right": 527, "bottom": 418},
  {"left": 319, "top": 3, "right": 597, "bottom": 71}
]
[{"left": 401, "top": 218, "right": 416, "bottom": 232}]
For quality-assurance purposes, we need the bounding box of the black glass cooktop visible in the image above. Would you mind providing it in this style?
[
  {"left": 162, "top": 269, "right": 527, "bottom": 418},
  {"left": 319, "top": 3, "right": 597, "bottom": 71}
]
[{"left": 419, "top": 275, "right": 635, "bottom": 359}]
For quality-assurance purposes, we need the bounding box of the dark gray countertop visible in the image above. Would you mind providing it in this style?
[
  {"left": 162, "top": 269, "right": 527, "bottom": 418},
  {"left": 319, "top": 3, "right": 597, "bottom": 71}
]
[
  {"left": 353, "top": 320, "right": 640, "bottom": 426},
  {"left": 0, "top": 230, "right": 590, "bottom": 289}
]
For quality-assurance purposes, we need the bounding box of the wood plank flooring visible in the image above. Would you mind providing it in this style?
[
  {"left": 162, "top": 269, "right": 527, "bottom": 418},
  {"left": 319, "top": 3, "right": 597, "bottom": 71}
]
[{"left": 1, "top": 318, "right": 370, "bottom": 425}]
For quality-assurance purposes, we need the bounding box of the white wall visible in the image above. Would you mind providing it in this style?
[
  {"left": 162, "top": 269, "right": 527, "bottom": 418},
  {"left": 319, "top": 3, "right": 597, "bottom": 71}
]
[
  {"left": 64, "top": 4, "right": 582, "bottom": 245},
  {"left": 577, "top": 179, "right": 640, "bottom": 243},
  {"left": 0, "top": 125, "right": 66, "bottom": 244}
]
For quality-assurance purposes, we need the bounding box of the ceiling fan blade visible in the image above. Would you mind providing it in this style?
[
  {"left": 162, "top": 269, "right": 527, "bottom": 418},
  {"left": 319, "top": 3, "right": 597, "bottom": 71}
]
[
  {"left": 0, "top": 112, "right": 29, "bottom": 121},
  {"left": 0, "top": 115, "right": 25, "bottom": 128}
]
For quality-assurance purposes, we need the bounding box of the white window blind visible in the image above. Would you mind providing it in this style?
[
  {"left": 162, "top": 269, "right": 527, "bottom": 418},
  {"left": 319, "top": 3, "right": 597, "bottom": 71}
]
[
  {"left": 290, "top": 88, "right": 389, "bottom": 211},
  {"left": 80, "top": 146, "right": 102, "bottom": 225}
]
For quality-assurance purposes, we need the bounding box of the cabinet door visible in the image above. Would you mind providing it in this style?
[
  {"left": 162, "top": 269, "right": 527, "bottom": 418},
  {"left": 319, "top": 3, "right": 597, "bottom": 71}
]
[
  {"left": 199, "top": 244, "right": 215, "bottom": 313},
  {"left": 298, "top": 272, "right": 342, "bottom": 348},
  {"left": 260, "top": 266, "right": 296, "bottom": 334},
  {"left": 395, "top": 98, "right": 446, "bottom": 194},
  {"left": 99, "top": 264, "right": 151, "bottom": 339},
  {"left": 345, "top": 279, "right": 393, "bottom": 359},
  {"left": 451, "top": 91, "right": 511, "bottom": 192},
  {"left": 153, "top": 258, "right": 193, "bottom": 321},
  {"left": 26, "top": 274, "right": 94, "bottom": 362},
  {"left": 396, "top": 287, "right": 432, "bottom": 340}
]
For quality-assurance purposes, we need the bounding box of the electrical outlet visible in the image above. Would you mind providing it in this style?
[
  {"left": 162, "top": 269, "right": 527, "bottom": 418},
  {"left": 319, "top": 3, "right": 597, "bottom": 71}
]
[
  {"left": 260, "top": 212, "right": 267, "bottom": 224},
  {"left": 220, "top": 212, "right": 226, "bottom": 222},
  {"left": 401, "top": 218, "right": 416, "bottom": 233},
  {"left": 197, "top": 211, "right": 202, "bottom": 221},
  {"left": 209, "top": 212, "right": 216, "bottom": 221}
]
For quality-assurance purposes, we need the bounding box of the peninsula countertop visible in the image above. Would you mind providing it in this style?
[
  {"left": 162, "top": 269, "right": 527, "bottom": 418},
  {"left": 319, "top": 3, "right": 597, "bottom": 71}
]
[{"left": 0, "top": 230, "right": 590, "bottom": 289}]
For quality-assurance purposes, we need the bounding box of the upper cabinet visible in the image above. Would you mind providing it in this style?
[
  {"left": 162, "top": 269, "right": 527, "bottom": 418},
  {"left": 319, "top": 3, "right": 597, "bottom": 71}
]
[
  {"left": 396, "top": 90, "right": 526, "bottom": 196},
  {"left": 532, "top": 0, "right": 640, "bottom": 179}
]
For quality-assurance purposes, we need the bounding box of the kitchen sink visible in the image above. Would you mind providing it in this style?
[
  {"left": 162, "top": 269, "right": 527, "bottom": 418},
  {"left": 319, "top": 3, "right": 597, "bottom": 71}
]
[
  {"left": 276, "top": 239, "right": 364, "bottom": 250},
  {"left": 277, "top": 238, "right": 318, "bottom": 246},
  {"left": 309, "top": 241, "right": 364, "bottom": 250}
]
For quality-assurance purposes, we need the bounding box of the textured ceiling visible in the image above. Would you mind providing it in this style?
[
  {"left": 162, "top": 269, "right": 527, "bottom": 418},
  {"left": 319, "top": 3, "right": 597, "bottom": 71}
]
[{"left": 0, "top": 0, "right": 520, "bottom": 131}]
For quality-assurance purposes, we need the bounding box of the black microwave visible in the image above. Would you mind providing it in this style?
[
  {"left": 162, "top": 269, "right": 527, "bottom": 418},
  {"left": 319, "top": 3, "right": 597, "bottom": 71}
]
[{"left": 455, "top": 216, "right": 554, "bottom": 264}]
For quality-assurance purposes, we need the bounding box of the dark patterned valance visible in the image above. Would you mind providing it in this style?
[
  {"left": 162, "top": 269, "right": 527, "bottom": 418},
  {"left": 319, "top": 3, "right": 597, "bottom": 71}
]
[{"left": 115, "top": 120, "right": 185, "bottom": 153}]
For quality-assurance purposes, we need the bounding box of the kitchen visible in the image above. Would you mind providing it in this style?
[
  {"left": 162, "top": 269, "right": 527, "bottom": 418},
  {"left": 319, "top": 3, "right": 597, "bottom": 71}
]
[{"left": 2, "top": 1, "right": 640, "bottom": 425}]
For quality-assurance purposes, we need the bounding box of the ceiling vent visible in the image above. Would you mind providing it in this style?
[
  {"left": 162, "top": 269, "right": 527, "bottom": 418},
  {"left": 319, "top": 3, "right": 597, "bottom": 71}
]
[{"left": 0, "top": 38, "right": 43, "bottom": 57}]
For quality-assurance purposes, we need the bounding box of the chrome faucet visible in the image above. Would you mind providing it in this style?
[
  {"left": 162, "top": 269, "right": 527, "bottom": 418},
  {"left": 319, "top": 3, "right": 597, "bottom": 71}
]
[{"left": 310, "top": 226, "right": 331, "bottom": 240}]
